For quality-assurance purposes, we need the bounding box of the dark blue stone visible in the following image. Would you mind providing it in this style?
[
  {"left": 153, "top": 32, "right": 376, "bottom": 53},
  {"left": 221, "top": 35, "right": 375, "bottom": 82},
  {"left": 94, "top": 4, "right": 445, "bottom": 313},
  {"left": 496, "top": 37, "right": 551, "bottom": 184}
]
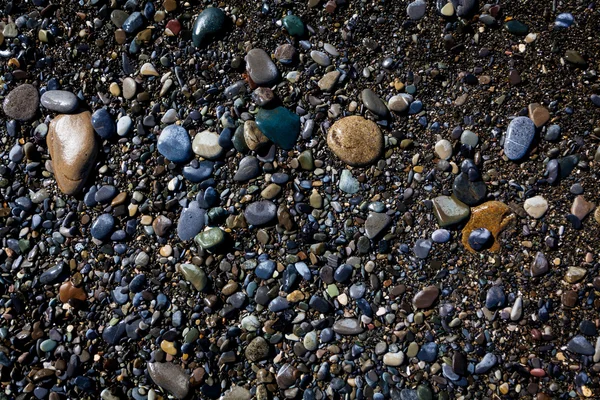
[
  {"left": 334, "top": 264, "right": 352, "bottom": 283},
  {"left": 91, "top": 108, "right": 116, "bottom": 139},
  {"left": 485, "top": 285, "right": 506, "bottom": 310},
  {"left": 183, "top": 160, "right": 214, "bottom": 183},
  {"left": 102, "top": 321, "right": 126, "bottom": 345},
  {"left": 218, "top": 127, "right": 234, "bottom": 149},
  {"left": 90, "top": 213, "right": 114, "bottom": 240},
  {"left": 129, "top": 274, "right": 147, "bottom": 293},
  {"left": 468, "top": 227, "right": 491, "bottom": 251},
  {"left": 122, "top": 11, "right": 144, "bottom": 34},
  {"left": 256, "top": 260, "right": 276, "bottom": 280},
  {"left": 417, "top": 342, "right": 438, "bottom": 362}
]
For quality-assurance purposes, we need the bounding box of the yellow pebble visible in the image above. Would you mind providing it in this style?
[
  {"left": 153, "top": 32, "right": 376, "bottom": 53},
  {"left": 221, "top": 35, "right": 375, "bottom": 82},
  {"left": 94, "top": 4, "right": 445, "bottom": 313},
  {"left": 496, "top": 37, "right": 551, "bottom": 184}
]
[{"left": 160, "top": 340, "right": 177, "bottom": 355}]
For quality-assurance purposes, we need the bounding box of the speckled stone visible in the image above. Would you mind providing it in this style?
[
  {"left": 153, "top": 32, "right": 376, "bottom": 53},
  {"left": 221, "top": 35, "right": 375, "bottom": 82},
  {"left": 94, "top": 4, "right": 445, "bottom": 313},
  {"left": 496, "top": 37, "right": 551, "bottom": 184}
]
[
  {"left": 461, "top": 201, "right": 516, "bottom": 253},
  {"left": 327, "top": 116, "right": 384, "bottom": 166}
]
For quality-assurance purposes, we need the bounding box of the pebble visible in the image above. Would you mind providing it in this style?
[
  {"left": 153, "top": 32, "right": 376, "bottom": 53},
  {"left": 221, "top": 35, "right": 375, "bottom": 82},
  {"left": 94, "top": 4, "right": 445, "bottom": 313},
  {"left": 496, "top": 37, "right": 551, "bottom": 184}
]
[
  {"left": 504, "top": 116, "right": 535, "bottom": 160},
  {"left": 524, "top": 196, "right": 548, "bottom": 219},
  {"left": 462, "top": 201, "right": 515, "bottom": 253},
  {"left": 147, "top": 362, "right": 189, "bottom": 399},
  {"left": 413, "top": 286, "right": 439, "bottom": 309},
  {"left": 383, "top": 352, "right": 405, "bottom": 366},
  {"left": 158, "top": 125, "right": 192, "bottom": 163},
  {"left": 327, "top": 116, "right": 384, "bottom": 166},
  {"left": 339, "top": 169, "right": 359, "bottom": 194},
  {"left": 192, "top": 130, "right": 223, "bottom": 159},
  {"left": 192, "top": 7, "right": 225, "bottom": 47},
  {"left": 567, "top": 336, "right": 595, "bottom": 355},
  {"left": 40, "top": 90, "right": 79, "bottom": 113},
  {"left": 244, "top": 201, "right": 277, "bottom": 226},
  {"left": 91, "top": 108, "right": 116, "bottom": 139},
  {"left": 365, "top": 212, "right": 392, "bottom": 239},
  {"left": 47, "top": 112, "right": 98, "bottom": 195},
  {"left": 361, "top": 89, "right": 388, "bottom": 118},
  {"left": 178, "top": 205, "right": 206, "bottom": 241},
  {"left": 468, "top": 227, "right": 492, "bottom": 251},
  {"left": 255, "top": 107, "right": 300, "bottom": 150},
  {"left": 246, "top": 48, "right": 279, "bottom": 87},
  {"left": 2, "top": 84, "right": 39, "bottom": 121},
  {"left": 475, "top": 353, "right": 497, "bottom": 374},
  {"left": 177, "top": 264, "right": 207, "bottom": 291},
  {"left": 332, "top": 319, "right": 363, "bottom": 335},
  {"left": 407, "top": 0, "right": 426, "bottom": 20}
]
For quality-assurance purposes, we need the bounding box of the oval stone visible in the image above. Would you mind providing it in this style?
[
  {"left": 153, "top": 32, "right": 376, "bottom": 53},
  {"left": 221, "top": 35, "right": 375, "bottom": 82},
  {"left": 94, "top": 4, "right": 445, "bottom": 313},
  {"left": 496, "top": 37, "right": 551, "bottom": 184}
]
[
  {"left": 327, "top": 116, "right": 384, "bottom": 166},
  {"left": 504, "top": 116, "right": 535, "bottom": 160},
  {"left": 192, "top": 7, "right": 225, "bottom": 47},
  {"left": 158, "top": 125, "right": 192, "bottom": 163},
  {"left": 245, "top": 48, "right": 279, "bottom": 87}
]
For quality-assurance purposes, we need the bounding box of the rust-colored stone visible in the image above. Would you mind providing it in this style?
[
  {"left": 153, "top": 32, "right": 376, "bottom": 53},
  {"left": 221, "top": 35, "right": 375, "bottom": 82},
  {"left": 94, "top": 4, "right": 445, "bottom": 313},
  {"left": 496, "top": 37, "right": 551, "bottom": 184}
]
[
  {"left": 58, "top": 281, "right": 87, "bottom": 304},
  {"left": 461, "top": 201, "right": 516, "bottom": 253}
]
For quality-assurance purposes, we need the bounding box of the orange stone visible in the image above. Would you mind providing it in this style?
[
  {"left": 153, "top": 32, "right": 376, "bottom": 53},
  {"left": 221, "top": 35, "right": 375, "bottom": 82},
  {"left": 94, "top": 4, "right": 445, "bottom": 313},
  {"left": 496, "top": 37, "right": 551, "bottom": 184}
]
[
  {"left": 461, "top": 201, "right": 516, "bottom": 253},
  {"left": 59, "top": 281, "right": 87, "bottom": 304}
]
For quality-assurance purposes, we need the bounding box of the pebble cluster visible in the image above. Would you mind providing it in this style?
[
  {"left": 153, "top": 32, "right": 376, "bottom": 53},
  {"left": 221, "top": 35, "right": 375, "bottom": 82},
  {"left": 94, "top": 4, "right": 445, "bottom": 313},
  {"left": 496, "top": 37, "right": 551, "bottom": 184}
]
[{"left": 1, "top": 0, "right": 600, "bottom": 399}]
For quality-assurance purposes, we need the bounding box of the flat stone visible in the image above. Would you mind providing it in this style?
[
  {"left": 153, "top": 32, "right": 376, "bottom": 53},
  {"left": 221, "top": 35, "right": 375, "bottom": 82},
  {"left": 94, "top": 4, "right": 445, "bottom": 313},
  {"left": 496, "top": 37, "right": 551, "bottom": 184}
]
[
  {"left": 3, "top": 84, "right": 39, "bottom": 121},
  {"left": 524, "top": 196, "right": 548, "bottom": 219},
  {"left": 413, "top": 286, "right": 439, "bottom": 309},
  {"left": 504, "top": 20, "right": 529, "bottom": 35},
  {"left": 318, "top": 70, "right": 341, "bottom": 92},
  {"left": 567, "top": 335, "right": 595, "bottom": 355},
  {"left": 192, "top": 130, "right": 223, "bottom": 159},
  {"left": 59, "top": 281, "right": 87, "bottom": 303},
  {"left": 432, "top": 195, "right": 470, "bottom": 227},
  {"left": 234, "top": 156, "right": 260, "bottom": 182},
  {"left": 244, "top": 201, "right": 277, "bottom": 226},
  {"left": 91, "top": 213, "right": 114, "bottom": 240},
  {"left": 246, "top": 48, "right": 279, "bottom": 87},
  {"left": 339, "top": 169, "right": 359, "bottom": 194},
  {"left": 383, "top": 352, "right": 405, "bottom": 366},
  {"left": 462, "top": 201, "right": 516, "bottom": 253},
  {"left": 327, "top": 116, "right": 384, "bottom": 166},
  {"left": 361, "top": 89, "right": 388, "bottom": 118},
  {"left": 565, "top": 266, "right": 586, "bottom": 284},
  {"left": 91, "top": 108, "right": 116, "bottom": 139},
  {"left": 47, "top": 112, "right": 98, "bottom": 195},
  {"left": 530, "top": 252, "right": 549, "bottom": 277},
  {"left": 158, "top": 125, "right": 192, "bottom": 163},
  {"left": 243, "top": 120, "right": 269, "bottom": 150},
  {"left": 504, "top": 116, "right": 535, "bottom": 160},
  {"left": 255, "top": 107, "right": 300, "bottom": 150},
  {"left": 310, "top": 50, "right": 330, "bottom": 66},
  {"left": 147, "top": 362, "right": 190, "bottom": 399},
  {"left": 414, "top": 238, "right": 432, "bottom": 259},
  {"left": 365, "top": 212, "right": 391, "bottom": 239},
  {"left": 571, "top": 195, "right": 595, "bottom": 221},
  {"left": 177, "top": 264, "right": 207, "bottom": 291},
  {"left": 192, "top": 7, "right": 225, "bottom": 47},
  {"left": 40, "top": 90, "right": 79, "bottom": 113},
  {"left": 407, "top": 0, "right": 426, "bottom": 19},
  {"left": 332, "top": 318, "right": 363, "bottom": 335},
  {"left": 475, "top": 353, "right": 497, "bottom": 374},
  {"left": 388, "top": 94, "right": 412, "bottom": 113},
  {"left": 177, "top": 205, "right": 206, "bottom": 241},
  {"left": 528, "top": 103, "right": 550, "bottom": 127},
  {"left": 468, "top": 228, "right": 492, "bottom": 251}
]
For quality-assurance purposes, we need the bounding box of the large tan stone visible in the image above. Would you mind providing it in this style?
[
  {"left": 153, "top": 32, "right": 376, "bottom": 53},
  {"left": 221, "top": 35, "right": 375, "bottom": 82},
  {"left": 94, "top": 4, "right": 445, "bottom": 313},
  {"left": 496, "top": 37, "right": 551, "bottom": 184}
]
[
  {"left": 327, "top": 116, "right": 383, "bottom": 166},
  {"left": 47, "top": 112, "right": 98, "bottom": 195}
]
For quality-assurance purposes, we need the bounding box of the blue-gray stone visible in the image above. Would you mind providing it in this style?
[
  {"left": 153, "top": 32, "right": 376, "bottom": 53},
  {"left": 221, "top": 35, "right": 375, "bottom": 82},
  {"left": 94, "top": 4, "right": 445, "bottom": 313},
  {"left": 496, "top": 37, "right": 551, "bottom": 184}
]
[
  {"left": 545, "top": 124, "right": 560, "bottom": 141},
  {"left": 192, "top": 7, "right": 226, "bottom": 47},
  {"left": 407, "top": 0, "right": 426, "bottom": 20},
  {"left": 112, "top": 287, "right": 129, "bottom": 305},
  {"left": 309, "top": 295, "right": 331, "bottom": 313},
  {"left": 361, "top": 89, "right": 388, "bottom": 118},
  {"left": 244, "top": 201, "right": 277, "bottom": 226},
  {"left": 294, "top": 262, "right": 311, "bottom": 280},
  {"left": 177, "top": 204, "right": 206, "bottom": 241},
  {"left": 431, "top": 229, "right": 451, "bottom": 243},
  {"left": 183, "top": 161, "right": 214, "bottom": 183},
  {"left": 91, "top": 108, "right": 116, "bottom": 139},
  {"left": 474, "top": 353, "right": 497, "bottom": 374},
  {"left": 417, "top": 342, "right": 438, "bottom": 362},
  {"left": 400, "top": 389, "right": 418, "bottom": 400},
  {"left": 129, "top": 274, "right": 146, "bottom": 293},
  {"left": 95, "top": 185, "right": 117, "bottom": 203},
  {"left": 256, "top": 107, "right": 300, "bottom": 150},
  {"left": 414, "top": 239, "right": 432, "bottom": 259},
  {"left": 442, "top": 364, "right": 460, "bottom": 381},
  {"left": 268, "top": 296, "right": 290, "bottom": 312},
  {"left": 555, "top": 13, "right": 574, "bottom": 29},
  {"left": 122, "top": 11, "right": 144, "bottom": 34},
  {"left": 40, "top": 90, "right": 78, "bottom": 113},
  {"left": 256, "top": 260, "right": 276, "bottom": 280},
  {"left": 102, "top": 321, "right": 127, "bottom": 345},
  {"left": 40, "top": 263, "right": 64, "bottom": 285},
  {"left": 158, "top": 125, "right": 192, "bottom": 163},
  {"left": 468, "top": 227, "right": 491, "bottom": 251},
  {"left": 504, "top": 116, "right": 535, "bottom": 160},
  {"left": 485, "top": 285, "right": 506, "bottom": 310},
  {"left": 91, "top": 213, "right": 114, "bottom": 240},
  {"left": 567, "top": 335, "right": 595, "bottom": 355},
  {"left": 591, "top": 94, "right": 600, "bottom": 107},
  {"left": 334, "top": 264, "right": 353, "bottom": 283},
  {"left": 234, "top": 156, "right": 260, "bottom": 182},
  {"left": 452, "top": 172, "right": 486, "bottom": 205}
]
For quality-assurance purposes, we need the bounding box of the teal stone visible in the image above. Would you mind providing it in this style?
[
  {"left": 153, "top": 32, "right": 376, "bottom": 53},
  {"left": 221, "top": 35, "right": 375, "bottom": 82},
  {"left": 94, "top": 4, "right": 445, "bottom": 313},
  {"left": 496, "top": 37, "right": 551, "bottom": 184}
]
[
  {"left": 504, "top": 20, "right": 529, "bottom": 36},
  {"left": 255, "top": 107, "right": 300, "bottom": 150},
  {"left": 40, "top": 339, "right": 57, "bottom": 352},
  {"left": 194, "top": 227, "right": 225, "bottom": 251},
  {"left": 192, "top": 7, "right": 226, "bottom": 47},
  {"left": 282, "top": 15, "right": 305, "bottom": 37}
]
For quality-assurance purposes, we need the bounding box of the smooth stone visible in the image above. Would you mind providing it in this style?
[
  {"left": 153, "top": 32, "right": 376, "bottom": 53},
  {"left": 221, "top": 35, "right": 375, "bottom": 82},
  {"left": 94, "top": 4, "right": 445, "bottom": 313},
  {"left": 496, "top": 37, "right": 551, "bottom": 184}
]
[
  {"left": 530, "top": 252, "right": 549, "bottom": 277},
  {"left": 234, "top": 156, "right": 260, "bottom": 182},
  {"left": 122, "top": 77, "right": 136, "bottom": 99},
  {"left": 327, "top": 116, "right": 384, "bottom": 166},
  {"left": 545, "top": 124, "right": 561, "bottom": 141},
  {"left": 192, "top": 130, "right": 223, "bottom": 159},
  {"left": 91, "top": 108, "right": 116, "bottom": 139},
  {"left": 40, "top": 90, "right": 79, "bottom": 113},
  {"left": 117, "top": 116, "right": 132, "bottom": 136},
  {"left": 474, "top": 353, "right": 497, "bottom": 374},
  {"left": 414, "top": 239, "right": 432, "bottom": 259},
  {"left": 452, "top": 172, "right": 486, "bottom": 206},
  {"left": 485, "top": 286, "right": 506, "bottom": 310},
  {"left": 255, "top": 107, "right": 300, "bottom": 150},
  {"left": 365, "top": 212, "right": 391, "bottom": 239},
  {"left": 310, "top": 50, "right": 331, "bottom": 66},
  {"left": 468, "top": 227, "right": 492, "bottom": 251},
  {"left": 524, "top": 196, "right": 548, "bottom": 219},
  {"left": 178, "top": 206, "right": 206, "bottom": 241},
  {"left": 318, "top": 70, "right": 341, "bottom": 92},
  {"left": 246, "top": 48, "right": 279, "bottom": 87},
  {"left": 177, "top": 264, "right": 207, "bottom": 291},
  {"left": 504, "top": 116, "right": 535, "bottom": 160},
  {"left": 91, "top": 213, "right": 114, "bottom": 240},
  {"left": 183, "top": 161, "right": 213, "bottom": 183},
  {"left": 417, "top": 342, "right": 438, "bottom": 362},
  {"left": 440, "top": 2, "right": 454, "bottom": 16},
  {"left": 122, "top": 12, "right": 144, "bottom": 34},
  {"left": 555, "top": 12, "right": 574, "bottom": 28},
  {"left": 565, "top": 266, "right": 586, "bottom": 284},
  {"left": 565, "top": 50, "right": 587, "bottom": 67},
  {"left": 511, "top": 296, "right": 523, "bottom": 321},
  {"left": 450, "top": 0, "right": 477, "bottom": 17},
  {"left": 256, "top": 260, "right": 276, "bottom": 280},
  {"left": 571, "top": 195, "right": 595, "bottom": 221},
  {"left": 40, "top": 263, "right": 64, "bottom": 285},
  {"left": 3, "top": 84, "right": 39, "bottom": 121},
  {"left": 192, "top": 7, "right": 225, "bottom": 47},
  {"left": 432, "top": 196, "right": 470, "bottom": 227},
  {"left": 194, "top": 228, "right": 225, "bottom": 251},
  {"left": 383, "top": 352, "right": 404, "bottom": 366},
  {"left": 303, "top": 331, "right": 318, "bottom": 351},
  {"left": 158, "top": 125, "right": 192, "bottom": 163},
  {"left": 431, "top": 229, "right": 451, "bottom": 243},
  {"left": 361, "top": 89, "right": 388, "bottom": 118},
  {"left": 504, "top": 20, "right": 529, "bottom": 35},
  {"left": 245, "top": 201, "right": 277, "bottom": 226},
  {"left": 243, "top": 120, "right": 269, "bottom": 150},
  {"left": 147, "top": 362, "right": 190, "bottom": 399},
  {"left": 221, "top": 386, "right": 251, "bottom": 400},
  {"left": 47, "top": 112, "right": 98, "bottom": 195},
  {"left": 282, "top": 14, "right": 304, "bottom": 37},
  {"left": 528, "top": 103, "right": 550, "bottom": 127},
  {"left": 413, "top": 286, "right": 439, "bottom": 309},
  {"left": 460, "top": 130, "right": 478, "bottom": 147},
  {"left": 435, "top": 139, "right": 452, "bottom": 160},
  {"left": 332, "top": 319, "right": 363, "bottom": 335},
  {"left": 567, "top": 336, "right": 595, "bottom": 355},
  {"left": 461, "top": 201, "right": 515, "bottom": 253},
  {"left": 407, "top": 0, "right": 426, "bottom": 19},
  {"left": 339, "top": 169, "right": 359, "bottom": 194},
  {"left": 388, "top": 94, "right": 412, "bottom": 113}
]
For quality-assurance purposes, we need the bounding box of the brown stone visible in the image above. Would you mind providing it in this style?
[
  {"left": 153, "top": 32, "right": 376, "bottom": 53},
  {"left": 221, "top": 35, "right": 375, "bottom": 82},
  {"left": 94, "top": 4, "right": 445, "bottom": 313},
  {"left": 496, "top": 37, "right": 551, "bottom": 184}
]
[
  {"left": 412, "top": 285, "right": 439, "bottom": 309},
  {"left": 114, "top": 29, "right": 126, "bottom": 44},
  {"left": 163, "top": 0, "right": 177, "bottom": 12},
  {"left": 59, "top": 281, "right": 87, "bottom": 303},
  {"left": 461, "top": 201, "right": 516, "bottom": 253},
  {"left": 47, "top": 112, "right": 98, "bottom": 195},
  {"left": 152, "top": 215, "right": 172, "bottom": 237},
  {"left": 571, "top": 195, "right": 595, "bottom": 221},
  {"left": 244, "top": 120, "right": 269, "bottom": 150},
  {"left": 2, "top": 84, "right": 39, "bottom": 121},
  {"left": 528, "top": 103, "right": 550, "bottom": 127},
  {"left": 561, "top": 290, "right": 578, "bottom": 307},
  {"left": 277, "top": 205, "right": 295, "bottom": 231},
  {"left": 327, "top": 116, "right": 384, "bottom": 166}
]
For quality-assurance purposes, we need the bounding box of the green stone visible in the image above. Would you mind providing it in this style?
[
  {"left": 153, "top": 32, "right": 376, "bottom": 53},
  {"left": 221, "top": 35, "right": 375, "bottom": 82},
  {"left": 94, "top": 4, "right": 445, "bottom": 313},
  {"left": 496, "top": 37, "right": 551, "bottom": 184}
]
[
  {"left": 282, "top": 15, "right": 305, "bottom": 37},
  {"left": 298, "top": 150, "right": 314, "bottom": 170},
  {"left": 177, "top": 263, "right": 207, "bottom": 291},
  {"left": 407, "top": 342, "right": 419, "bottom": 358},
  {"left": 417, "top": 384, "right": 433, "bottom": 400},
  {"left": 194, "top": 227, "right": 225, "bottom": 251},
  {"left": 504, "top": 20, "right": 529, "bottom": 36},
  {"left": 564, "top": 50, "right": 587, "bottom": 68},
  {"left": 192, "top": 7, "right": 226, "bottom": 47},
  {"left": 326, "top": 284, "right": 339, "bottom": 297},
  {"left": 40, "top": 339, "right": 57, "bottom": 352},
  {"left": 256, "top": 107, "right": 300, "bottom": 150},
  {"left": 432, "top": 195, "right": 470, "bottom": 227},
  {"left": 184, "top": 328, "right": 200, "bottom": 343}
]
